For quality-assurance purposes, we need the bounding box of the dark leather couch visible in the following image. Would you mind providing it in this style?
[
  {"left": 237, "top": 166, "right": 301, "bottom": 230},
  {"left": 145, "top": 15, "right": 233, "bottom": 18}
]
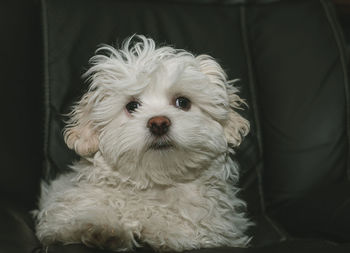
[{"left": 1, "top": 0, "right": 350, "bottom": 252}]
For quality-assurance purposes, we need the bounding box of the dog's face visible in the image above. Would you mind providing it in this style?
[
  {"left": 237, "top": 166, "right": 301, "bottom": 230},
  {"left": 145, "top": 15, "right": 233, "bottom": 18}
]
[{"left": 64, "top": 36, "right": 249, "bottom": 188}]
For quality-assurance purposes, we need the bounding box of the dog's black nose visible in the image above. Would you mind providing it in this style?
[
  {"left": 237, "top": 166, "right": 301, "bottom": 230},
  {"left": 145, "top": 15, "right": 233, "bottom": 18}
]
[{"left": 147, "top": 116, "right": 171, "bottom": 136}]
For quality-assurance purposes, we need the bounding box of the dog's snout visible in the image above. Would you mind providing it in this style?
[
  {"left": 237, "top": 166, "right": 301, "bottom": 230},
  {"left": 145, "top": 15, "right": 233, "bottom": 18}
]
[{"left": 147, "top": 116, "right": 171, "bottom": 136}]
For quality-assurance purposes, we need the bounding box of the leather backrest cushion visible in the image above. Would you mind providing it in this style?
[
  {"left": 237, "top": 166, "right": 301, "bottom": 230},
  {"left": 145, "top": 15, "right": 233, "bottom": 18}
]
[
  {"left": 246, "top": 0, "right": 349, "bottom": 208},
  {"left": 0, "top": 0, "right": 43, "bottom": 209}
]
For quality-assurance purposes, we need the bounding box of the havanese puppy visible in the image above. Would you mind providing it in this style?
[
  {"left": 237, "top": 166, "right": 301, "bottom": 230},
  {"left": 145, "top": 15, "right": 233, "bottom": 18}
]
[{"left": 34, "top": 35, "right": 251, "bottom": 252}]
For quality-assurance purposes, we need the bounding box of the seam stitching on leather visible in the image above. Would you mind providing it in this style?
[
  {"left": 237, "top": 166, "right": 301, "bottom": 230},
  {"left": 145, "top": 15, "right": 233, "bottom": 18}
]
[
  {"left": 41, "top": 0, "right": 52, "bottom": 182},
  {"left": 321, "top": 0, "right": 350, "bottom": 180},
  {"left": 239, "top": 5, "right": 266, "bottom": 211}
]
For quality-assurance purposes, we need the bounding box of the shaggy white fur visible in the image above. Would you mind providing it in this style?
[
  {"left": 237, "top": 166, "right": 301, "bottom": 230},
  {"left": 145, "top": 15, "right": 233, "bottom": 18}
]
[{"left": 34, "top": 35, "right": 251, "bottom": 252}]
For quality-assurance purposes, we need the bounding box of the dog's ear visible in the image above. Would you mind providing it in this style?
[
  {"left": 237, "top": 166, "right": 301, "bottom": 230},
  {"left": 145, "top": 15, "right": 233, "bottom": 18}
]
[
  {"left": 223, "top": 86, "right": 250, "bottom": 147},
  {"left": 196, "top": 55, "right": 249, "bottom": 147},
  {"left": 63, "top": 92, "right": 100, "bottom": 157}
]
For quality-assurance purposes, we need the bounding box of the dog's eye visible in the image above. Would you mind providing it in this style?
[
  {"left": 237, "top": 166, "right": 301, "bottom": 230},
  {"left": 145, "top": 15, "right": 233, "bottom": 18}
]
[
  {"left": 126, "top": 101, "right": 141, "bottom": 113},
  {"left": 174, "top": 97, "right": 191, "bottom": 111}
]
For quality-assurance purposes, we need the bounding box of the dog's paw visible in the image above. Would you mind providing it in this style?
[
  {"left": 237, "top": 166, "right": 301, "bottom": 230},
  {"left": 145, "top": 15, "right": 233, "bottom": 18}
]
[{"left": 81, "top": 223, "right": 135, "bottom": 251}]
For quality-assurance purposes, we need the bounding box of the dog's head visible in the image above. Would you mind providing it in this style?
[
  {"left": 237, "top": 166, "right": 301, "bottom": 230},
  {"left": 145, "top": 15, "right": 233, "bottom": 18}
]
[{"left": 64, "top": 35, "right": 249, "bottom": 188}]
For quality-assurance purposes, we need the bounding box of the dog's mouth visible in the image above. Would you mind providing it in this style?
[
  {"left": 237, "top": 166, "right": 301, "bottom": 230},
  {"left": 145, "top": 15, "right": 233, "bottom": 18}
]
[{"left": 149, "top": 140, "right": 174, "bottom": 150}]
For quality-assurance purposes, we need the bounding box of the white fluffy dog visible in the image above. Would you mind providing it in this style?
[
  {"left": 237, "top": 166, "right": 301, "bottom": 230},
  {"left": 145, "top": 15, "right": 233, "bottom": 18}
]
[{"left": 34, "top": 35, "right": 251, "bottom": 252}]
